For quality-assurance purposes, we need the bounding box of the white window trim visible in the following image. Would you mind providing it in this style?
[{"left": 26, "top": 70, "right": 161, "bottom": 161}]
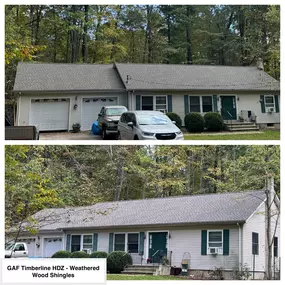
[
  {"left": 141, "top": 95, "right": 168, "bottom": 113},
  {"left": 207, "top": 230, "right": 223, "bottom": 255},
  {"left": 264, "top": 95, "right": 275, "bottom": 110},
  {"left": 113, "top": 232, "right": 140, "bottom": 253},
  {"left": 188, "top": 95, "right": 213, "bottom": 113},
  {"left": 70, "top": 234, "right": 93, "bottom": 252}
]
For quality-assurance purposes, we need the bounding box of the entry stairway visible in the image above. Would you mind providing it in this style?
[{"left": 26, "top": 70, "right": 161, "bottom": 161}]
[
  {"left": 122, "top": 265, "right": 159, "bottom": 275},
  {"left": 225, "top": 122, "right": 259, "bottom": 132}
]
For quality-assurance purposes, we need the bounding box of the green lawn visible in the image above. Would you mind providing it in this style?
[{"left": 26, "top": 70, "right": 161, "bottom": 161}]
[
  {"left": 184, "top": 130, "right": 280, "bottom": 140},
  {"left": 107, "top": 274, "right": 184, "bottom": 280}
]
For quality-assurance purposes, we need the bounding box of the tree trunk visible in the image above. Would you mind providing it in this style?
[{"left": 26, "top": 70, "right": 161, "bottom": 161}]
[
  {"left": 35, "top": 6, "right": 42, "bottom": 45},
  {"left": 186, "top": 6, "right": 193, "bottom": 64},
  {"left": 146, "top": 5, "right": 153, "bottom": 63},
  {"left": 82, "top": 5, "right": 88, "bottom": 63},
  {"left": 70, "top": 5, "right": 78, "bottom": 63},
  {"left": 29, "top": 5, "right": 35, "bottom": 45}
]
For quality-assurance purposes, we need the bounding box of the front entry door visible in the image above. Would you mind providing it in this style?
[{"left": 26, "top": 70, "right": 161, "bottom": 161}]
[
  {"left": 149, "top": 232, "right": 167, "bottom": 264},
  {"left": 221, "top": 96, "right": 237, "bottom": 120}
]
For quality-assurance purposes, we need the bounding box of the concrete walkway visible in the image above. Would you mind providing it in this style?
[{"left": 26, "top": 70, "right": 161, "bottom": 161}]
[{"left": 40, "top": 131, "right": 102, "bottom": 140}]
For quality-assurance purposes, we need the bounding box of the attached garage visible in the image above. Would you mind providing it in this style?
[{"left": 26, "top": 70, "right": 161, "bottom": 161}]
[
  {"left": 30, "top": 99, "right": 70, "bottom": 131},
  {"left": 81, "top": 97, "right": 117, "bottom": 130},
  {"left": 43, "top": 237, "right": 63, "bottom": 257}
]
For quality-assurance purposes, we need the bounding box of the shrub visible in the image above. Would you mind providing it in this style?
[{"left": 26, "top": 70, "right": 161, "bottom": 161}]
[
  {"left": 70, "top": 251, "right": 90, "bottom": 258},
  {"left": 184, "top": 113, "right": 205, "bottom": 133},
  {"left": 107, "top": 251, "right": 133, "bottom": 273},
  {"left": 51, "top": 250, "right": 71, "bottom": 258},
  {"left": 90, "top": 251, "right": 108, "bottom": 258},
  {"left": 166, "top": 112, "right": 182, "bottom": 129},
  {"left": 204, "top": 112, "right": 224, "bottom": 131},
  {"left": 232, "top": 264, "right": 251, "bottom": 280}
]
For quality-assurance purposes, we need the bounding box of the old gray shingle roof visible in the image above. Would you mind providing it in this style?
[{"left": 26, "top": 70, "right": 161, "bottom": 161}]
[
  {"left": 31, "top": 191, "right": 265, "bottom": 231},
  {"left": 13, "top": 62, "right": 125, "bottom": 92},
  {"left": 115, "top": 63, "right": 280, "bottom": 91}
]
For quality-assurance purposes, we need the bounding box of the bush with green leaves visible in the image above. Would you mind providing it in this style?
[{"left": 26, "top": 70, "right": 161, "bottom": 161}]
[
  {"left": 70, "top": 251, "right": 90, "bottom": 258},
  {"left": 184, "top": 112, "right": 205, "bottom": 133},
  {"left": 90, "top": 251, "right": 108, "bottom": 258},
  {"left": 204, "top": 112, "right": 224, "bottom": 131},
  {"left": 51, "top": 250, "right": 71, "bottom": 258},
  {"left": 166, "top": 112, "right": 182, "bottom": 129},
  {"left": 107, "top": 251, "right": 133, "bottom": 273},
  {"left": 232, "top": 264, "right": 251, "bottom": 280}
]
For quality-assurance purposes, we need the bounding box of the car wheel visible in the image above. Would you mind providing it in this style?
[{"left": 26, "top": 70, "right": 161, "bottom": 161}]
[
  {"left": 117, "top": 132, "right": 121, "bottom": 140},
  {"left": 134, "top": 135, "right": 139, "bottom": 140},
  {"left": 102, "top": 127, "right": 107, "bottom": 140}
]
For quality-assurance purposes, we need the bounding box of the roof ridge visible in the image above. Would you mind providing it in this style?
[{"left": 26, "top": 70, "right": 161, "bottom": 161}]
[{"left": 41, "top": 190, "right": 265, "bottom": 211}]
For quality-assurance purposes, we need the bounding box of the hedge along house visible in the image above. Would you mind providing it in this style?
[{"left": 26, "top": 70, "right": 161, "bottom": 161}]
[
  {"left": 13, "top": 61, "right": 280, "bottom": 132},
  {"left": 16, "top": 189, "right": 280, "bottom": 278}
]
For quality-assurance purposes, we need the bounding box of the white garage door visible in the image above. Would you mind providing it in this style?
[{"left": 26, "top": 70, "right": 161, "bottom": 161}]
[
  {"left": 19, "top": 238, "right": 36, "bottom": 257},
  {"left": 30, "top": 99, "right": 70, "bottom": 131},
  {"left": 43, "top": 238, "right": 63, "bottom": 257},
  {"left": 81, "top": 97, "right": 117, "bottom": 130}
]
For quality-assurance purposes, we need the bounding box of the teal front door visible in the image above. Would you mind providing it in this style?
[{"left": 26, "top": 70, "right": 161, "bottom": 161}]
[
  {"left": 221, "top": 96, "right": 237, "bottom": 120},
  {"left": 149, "top": 232, "right": 167, "bottom": 264}
]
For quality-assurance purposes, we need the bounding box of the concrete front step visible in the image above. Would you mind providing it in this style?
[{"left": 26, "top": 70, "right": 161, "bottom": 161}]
[{"left": 122, "top": 265, "right": 159, "bottom": 275}]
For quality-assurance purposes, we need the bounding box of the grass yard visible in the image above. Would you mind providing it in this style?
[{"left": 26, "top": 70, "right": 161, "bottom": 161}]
[
  {"left": 107, "top": 274, "right": 185, "bottom": 280},
  {"left": 184, "top": 130, "right": 280, "bottom": 140}
]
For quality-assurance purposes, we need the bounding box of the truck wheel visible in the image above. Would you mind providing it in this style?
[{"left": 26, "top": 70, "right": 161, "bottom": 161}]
[{"left": 102, "top": 127, "right": 108, "bottom": 140}]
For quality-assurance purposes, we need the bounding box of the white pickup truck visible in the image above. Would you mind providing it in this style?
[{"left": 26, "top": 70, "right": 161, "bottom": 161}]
[{"left": 5, "top": 242, "right": 29, "bottom": 258}]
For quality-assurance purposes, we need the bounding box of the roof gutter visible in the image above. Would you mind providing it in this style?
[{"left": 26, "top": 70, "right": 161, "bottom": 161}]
[{"left": 54, "top": 220, "right": 246, "bottom": 231}]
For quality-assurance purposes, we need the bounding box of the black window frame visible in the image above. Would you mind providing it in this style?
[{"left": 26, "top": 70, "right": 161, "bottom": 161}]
[
  {"left": 252, "top": 232, "right": 259, "bottom": 255},
  {"left": 127, "top": 233, "right": 139, "bottom": 253}
]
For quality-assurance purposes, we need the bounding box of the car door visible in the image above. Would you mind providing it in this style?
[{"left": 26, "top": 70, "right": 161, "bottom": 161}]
[
  {"left": 118, "top": 113, "right": 127, "bottom": 139},
  {"left": 125, "top": 113, "right": 135, "bottom": 140},
  {"left": 97, "top": 107, "right": 105, "bottom": 129},
  {"left": 13, "top": 243, "right": 28, "bottom": 258}
]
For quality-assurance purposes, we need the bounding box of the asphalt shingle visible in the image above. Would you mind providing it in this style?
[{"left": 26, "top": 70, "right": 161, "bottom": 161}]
[
  {"left": 31, "top": 190, "right": 266, "bottom": 231},
  {"left": 115, "top": 63, "right": 280, "bottom": 91},
  {"left": 13, "top": 62, "right": 125, "bottom": 91}
]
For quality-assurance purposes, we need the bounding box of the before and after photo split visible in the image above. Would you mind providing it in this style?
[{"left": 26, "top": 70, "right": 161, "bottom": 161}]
[{"left": 3, "top": 2, "right": 281, "bottom": 284}]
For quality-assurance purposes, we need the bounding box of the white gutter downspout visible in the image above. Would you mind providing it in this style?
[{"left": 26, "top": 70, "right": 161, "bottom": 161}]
[{"left": 237, "top": 223, "right": 243, "bottom": 270}]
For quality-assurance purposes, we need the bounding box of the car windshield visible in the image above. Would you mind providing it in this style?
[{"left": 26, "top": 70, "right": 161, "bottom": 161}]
[
  {"left": 5, "top": 243, "right": 14, "bottom": 250},
  {"left": 106, "top": 108, "right": 127, "bottom": 116},
  {"left": 138, "top": 114, "right": 171, "bottom": 125}
]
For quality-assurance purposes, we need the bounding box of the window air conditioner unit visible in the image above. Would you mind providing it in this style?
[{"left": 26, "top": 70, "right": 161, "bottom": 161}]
[
  {"left": 156, "top": 109, "right": 167, "bottom": 114},
  {"left": 266, "top": 107, "right": 274, "bottom": 113},
  {"left": 209, "top": 248, "right": 218, "bottom": 254}
]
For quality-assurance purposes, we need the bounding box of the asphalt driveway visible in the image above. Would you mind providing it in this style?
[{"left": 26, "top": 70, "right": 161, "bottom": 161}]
[{"left": 39, "top": 131, "right": 102, "bottom": 140}]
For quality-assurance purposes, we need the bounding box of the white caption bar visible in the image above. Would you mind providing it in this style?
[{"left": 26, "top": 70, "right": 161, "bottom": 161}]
[{"left": 1, "top": 258, "right": 106, "bottom": 284}]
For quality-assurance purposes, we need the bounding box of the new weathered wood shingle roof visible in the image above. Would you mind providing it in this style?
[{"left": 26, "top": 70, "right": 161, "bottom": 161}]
[
  {"left": 115, "top": 63, "right": 280, "bottom": 91},
  {"left": 31, "top": 190, "right": 266, "bottom": 231}
]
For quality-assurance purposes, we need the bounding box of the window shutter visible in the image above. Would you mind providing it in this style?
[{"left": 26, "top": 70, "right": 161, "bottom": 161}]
[
  {"left": 109, "top": 233, "right": 114, "bottom": 252},
  {"left": 66, "top": 234, "right": 71, "bottom": 251},
  {"left": 139, "top": 232, "right": 144, "bottom": 255},
  {"left": 184, "top": 95, "right": 189, "bottom": 115},
  {"left": 274, "top": 95, "right": 279, "bottom": 113},
  {"left": 223, "top": 229, "right": 229, "bottom": 255},
  {"left": 136, "top": 95, "right": 141, "bottom": 110},
  {"left": 213, "top": 95, "right": 218, "bottom": 112},
  {"left": 201, "top": 230, "right": 207, "bottom": 255},
  {"left": 260, "top": 95, "right": 265, "bottom": 113},
  {"left": 167, "top": 95, "right": 173, "bottom": 113},
  {"left": 93, "top": 233, "right": 98, "bottom": 252}
]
